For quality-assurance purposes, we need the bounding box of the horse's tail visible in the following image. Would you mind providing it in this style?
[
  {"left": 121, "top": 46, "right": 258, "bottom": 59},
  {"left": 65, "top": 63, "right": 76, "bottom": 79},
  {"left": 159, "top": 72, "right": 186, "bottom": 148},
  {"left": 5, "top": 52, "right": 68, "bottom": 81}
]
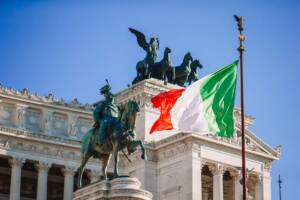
[{"left": 81, "top": 128, "right": 95, "bottom": 154}]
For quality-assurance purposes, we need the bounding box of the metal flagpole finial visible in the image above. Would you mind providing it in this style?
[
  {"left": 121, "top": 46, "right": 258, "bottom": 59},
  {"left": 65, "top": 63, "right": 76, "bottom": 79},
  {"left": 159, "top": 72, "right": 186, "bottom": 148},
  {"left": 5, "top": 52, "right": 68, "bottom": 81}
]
[{"left": 234, "top": 15, "right": 245, "bottom": 52}]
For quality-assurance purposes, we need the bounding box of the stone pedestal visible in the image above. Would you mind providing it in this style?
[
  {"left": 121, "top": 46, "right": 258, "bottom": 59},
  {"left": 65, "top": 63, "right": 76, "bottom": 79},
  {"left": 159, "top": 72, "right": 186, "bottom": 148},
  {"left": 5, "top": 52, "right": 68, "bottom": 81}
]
[{"left": 73, "top": 177, "right": 153, "bottom": 200}]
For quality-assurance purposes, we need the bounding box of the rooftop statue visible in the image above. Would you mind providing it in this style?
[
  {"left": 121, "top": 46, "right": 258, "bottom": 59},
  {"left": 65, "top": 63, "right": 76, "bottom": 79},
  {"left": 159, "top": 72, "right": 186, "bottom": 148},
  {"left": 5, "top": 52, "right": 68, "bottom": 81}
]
[
  {"left": 150, "top": 47, "right": 172, "bottom": 82},
  {"left": 129, "top": 28, "right": 203, "bottom": 86},
  {"left": 130, "top": 28, "right": 159, "bottom": 84},
  {"left": 77, "top": 80, "right": 146, "bottom": 187},
  {"left": 187, "top": 59, "right": 203, "bottom": 85},
  {"left": 166, "top": 52, "right": 193, "bottom": 86}
]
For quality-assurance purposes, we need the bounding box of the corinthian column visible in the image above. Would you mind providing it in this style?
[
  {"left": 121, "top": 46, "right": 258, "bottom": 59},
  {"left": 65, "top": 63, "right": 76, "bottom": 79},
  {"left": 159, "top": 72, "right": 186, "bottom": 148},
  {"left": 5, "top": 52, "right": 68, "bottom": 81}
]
[
  {"left": 35, "top": 161, "right": 52, "bottom": 200},
  {"left": 212, "top": 164, "right": 224, "bottom": 200},
  {"left": 232, "top": 170, "right": 242, "bottom": 200},
  {"left": 255, "top": 175, "right": 263, "bottom": 200},
  {"left": 62, "top": 166, "right": 77, "bottom": 200},
  {"left": 9, "top": 157, "right": 25, "bottom": 200}
]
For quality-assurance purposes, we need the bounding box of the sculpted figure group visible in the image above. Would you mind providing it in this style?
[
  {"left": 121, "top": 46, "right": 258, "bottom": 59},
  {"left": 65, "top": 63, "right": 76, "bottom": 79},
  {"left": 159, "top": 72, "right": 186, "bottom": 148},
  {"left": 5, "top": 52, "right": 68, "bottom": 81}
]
[{"left": 130, "top": 28, "right": 203, "bottom": 86}]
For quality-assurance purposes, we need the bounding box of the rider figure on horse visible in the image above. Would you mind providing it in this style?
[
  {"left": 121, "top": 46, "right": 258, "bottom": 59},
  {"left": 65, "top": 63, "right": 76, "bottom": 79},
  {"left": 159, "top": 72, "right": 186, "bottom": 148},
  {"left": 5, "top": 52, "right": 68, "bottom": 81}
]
[{"left": 93, "top": 80, "right": 119, "bottom": 144}]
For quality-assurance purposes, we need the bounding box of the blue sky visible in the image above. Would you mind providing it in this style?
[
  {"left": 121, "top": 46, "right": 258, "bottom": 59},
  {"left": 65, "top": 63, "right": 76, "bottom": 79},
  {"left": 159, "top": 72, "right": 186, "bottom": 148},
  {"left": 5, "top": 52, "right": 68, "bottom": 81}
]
[{"left": 0, "top": 0, "right": 299, "bottom": 199}]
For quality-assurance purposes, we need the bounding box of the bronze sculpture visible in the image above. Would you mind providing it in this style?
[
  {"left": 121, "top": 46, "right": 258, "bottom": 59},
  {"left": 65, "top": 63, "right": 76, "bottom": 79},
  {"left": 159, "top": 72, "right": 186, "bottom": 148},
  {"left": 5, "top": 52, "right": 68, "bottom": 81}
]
[
  {"left": 129, "top": 28, "right": 159, "bottom": 83},
  {"left": 166, "top": 52, "right": 193, "bottom": 86},
  {"left": 187, "top": 59, "right": 203, "bottom": 85},
  {"left": 77, "top": 81, "right": 146, "bottom": 188},
  {"left": 150, "top": 47, "right": 172, "bottom": 82},
  {"left": 129, "top": 28, "right": 203, "bottom": 86}
]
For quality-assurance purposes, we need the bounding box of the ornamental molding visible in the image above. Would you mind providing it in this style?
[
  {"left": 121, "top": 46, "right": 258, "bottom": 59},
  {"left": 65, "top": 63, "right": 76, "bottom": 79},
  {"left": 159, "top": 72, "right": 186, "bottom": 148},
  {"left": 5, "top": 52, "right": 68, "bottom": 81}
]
[
  {"left": 0, "top": 130, "right": 100, "bottom": 169},
  {"left": 145, "top": 131, "right": 279, "bottom": 161},
  {"left": 0, "top": 126, "right": 81, "bottom": 146},
  {"left": 34, "top": 161, "right": 52, "bottom": 171},
  {"left": 8, "top": 156, "right": 26, "bottom": 167},
  {"left": 0, "top": 89, "right": 93, "bottom": 114}
]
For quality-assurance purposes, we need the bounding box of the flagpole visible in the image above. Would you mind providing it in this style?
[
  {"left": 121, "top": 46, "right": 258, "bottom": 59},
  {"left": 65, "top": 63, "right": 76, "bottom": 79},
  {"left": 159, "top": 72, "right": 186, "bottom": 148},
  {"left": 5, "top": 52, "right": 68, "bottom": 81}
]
[
  {"left": 234, "top": 15, "right": 247, "bottom": 200},
  {"left": 278, "top": 174, "right": 282, "bottom": 200}
]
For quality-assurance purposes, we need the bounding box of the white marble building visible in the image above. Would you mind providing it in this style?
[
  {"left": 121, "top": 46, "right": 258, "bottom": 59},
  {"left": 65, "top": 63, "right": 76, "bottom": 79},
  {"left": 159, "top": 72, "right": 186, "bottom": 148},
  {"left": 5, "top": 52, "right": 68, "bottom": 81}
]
[{"left": 0, "top": 79, "right": 280, "bottom": 200}]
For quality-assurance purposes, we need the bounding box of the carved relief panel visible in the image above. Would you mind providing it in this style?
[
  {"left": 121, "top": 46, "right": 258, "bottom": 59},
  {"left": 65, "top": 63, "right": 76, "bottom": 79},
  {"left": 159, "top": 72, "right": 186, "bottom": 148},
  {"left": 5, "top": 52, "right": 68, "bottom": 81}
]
[
  {"left": 24, "top": 107, "right": 42, "bottom": 132},
  {"left": 52, "top": 112, "right": 67, "bottom": 136},
  {"left": 76, "top": 117, "right": 93, "bottom": 138},
  {"left": 0, "top": 102, "right": 14, "bottom": 126}
]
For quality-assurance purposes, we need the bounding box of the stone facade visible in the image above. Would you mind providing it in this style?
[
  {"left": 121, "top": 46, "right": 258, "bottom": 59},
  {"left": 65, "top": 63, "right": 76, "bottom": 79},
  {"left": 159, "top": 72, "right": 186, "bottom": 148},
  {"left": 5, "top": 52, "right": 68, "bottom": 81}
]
[{"left": 0, "top": 79, "right": 280, "bottom": 200}]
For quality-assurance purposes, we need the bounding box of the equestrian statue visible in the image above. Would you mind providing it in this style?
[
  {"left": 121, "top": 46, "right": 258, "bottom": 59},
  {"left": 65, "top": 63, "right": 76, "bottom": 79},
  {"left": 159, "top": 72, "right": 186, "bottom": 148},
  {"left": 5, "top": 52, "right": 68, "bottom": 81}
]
[{"left": 77, "top": 80, "right": 146, "bottom": 188}]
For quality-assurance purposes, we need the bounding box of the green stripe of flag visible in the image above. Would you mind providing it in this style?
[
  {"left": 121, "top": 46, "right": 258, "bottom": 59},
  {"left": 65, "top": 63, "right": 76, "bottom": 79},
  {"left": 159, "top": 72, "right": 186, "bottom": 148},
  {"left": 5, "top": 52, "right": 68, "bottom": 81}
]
[{"left": 200, "top": 61, "right": 238, "bottom": 138}]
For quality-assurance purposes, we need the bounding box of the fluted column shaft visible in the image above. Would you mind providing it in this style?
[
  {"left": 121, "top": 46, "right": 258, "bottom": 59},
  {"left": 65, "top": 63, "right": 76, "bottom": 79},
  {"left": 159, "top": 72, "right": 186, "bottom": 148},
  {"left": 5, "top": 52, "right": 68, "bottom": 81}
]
[
  {"left": 35, "top": 161, "right": 51, "bottom": 200},
  {"left": 62, "top": 166, "right": 76, "bottom": 200},
  {"left": 9, "top": 157, "right": 25, "bottom": 200},
  {"left": 212, "top": 164, "right": 223, "bottom": 200},
  {"left": 233, "top": 171, "right": 242, "bottom": 200},
  {"left": 191, "top": 152, "right": 202, "bottom": 200}
]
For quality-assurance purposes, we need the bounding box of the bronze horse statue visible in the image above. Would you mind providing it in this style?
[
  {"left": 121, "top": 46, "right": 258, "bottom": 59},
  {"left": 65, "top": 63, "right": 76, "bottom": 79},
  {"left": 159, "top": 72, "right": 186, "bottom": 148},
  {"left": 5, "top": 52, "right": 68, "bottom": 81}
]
[
  {"left": 187, "top": 59, "right": 203, "bottom": 85},
  {"left": 150, "top": 47, "right": 172, "bottom": 82},
  {"left": 167, "top": 52, "right": 193, "bottom": 86},
  {"left": 77, "top": 100, "right": 146, "bottom": 187}
]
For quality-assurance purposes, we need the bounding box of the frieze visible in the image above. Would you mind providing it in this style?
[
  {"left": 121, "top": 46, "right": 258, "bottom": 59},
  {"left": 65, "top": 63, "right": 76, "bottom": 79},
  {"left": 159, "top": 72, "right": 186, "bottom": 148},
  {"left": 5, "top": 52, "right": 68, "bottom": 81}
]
[
  {"left": 0, "top": 126, "right": 81, "bottom": 145},
  {"left": 0, "top": 133, "right": 102, "bottom": 168}
]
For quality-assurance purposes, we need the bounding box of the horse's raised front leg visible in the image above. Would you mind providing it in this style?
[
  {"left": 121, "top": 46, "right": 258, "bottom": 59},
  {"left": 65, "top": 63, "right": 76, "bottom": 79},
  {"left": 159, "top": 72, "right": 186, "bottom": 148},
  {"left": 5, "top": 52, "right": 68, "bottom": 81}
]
[{"left": 77, "top": 153, "right": 91, "bottom": 188}]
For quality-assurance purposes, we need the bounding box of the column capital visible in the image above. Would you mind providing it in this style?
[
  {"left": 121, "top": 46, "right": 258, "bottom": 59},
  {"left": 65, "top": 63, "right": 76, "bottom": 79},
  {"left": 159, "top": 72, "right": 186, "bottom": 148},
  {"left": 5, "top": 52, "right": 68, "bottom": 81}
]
[
  {"left": 9, "top": 157, "right": 25, "bottom": 167},
  {"left": 35, "top": 161, "right": 52, "bottom": 172},
  {"left": 210, "top": 163, "right": 224, "bottom": 176},
  {"left": 263, "top": 161, "right": 272, "bottom": 172},
  {"left": 253, "top": 174, "right": 263, "bottom": 184},
  {"left": 231, "top": 169, "right": 242, "bottom": 180},
  {"left": 201, "top": 159, "right": 207, "bottom": 168},
  {"left": 62, "top": 165, "right": 77, "bottom": 176}
]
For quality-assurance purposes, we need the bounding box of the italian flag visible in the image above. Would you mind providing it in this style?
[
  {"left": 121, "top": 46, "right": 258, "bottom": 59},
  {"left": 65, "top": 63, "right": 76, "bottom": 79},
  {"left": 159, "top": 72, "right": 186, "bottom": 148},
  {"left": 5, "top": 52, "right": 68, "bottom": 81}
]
[{"left": 150, "top": 61, "right": 238, "bottom": 138}]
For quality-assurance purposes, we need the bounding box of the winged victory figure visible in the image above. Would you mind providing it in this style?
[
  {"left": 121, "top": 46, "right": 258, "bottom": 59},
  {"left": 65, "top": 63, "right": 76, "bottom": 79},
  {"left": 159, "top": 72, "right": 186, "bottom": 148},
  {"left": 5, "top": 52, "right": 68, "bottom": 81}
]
[{"left": 129, "top": 28, "right": 159, "bottom": 84}]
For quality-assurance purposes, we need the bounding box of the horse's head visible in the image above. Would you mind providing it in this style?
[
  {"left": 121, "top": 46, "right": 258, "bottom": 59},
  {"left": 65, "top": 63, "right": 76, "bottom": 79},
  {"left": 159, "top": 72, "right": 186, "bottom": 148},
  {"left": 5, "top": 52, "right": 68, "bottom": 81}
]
[
  {"left": 164, "top": 47, "right": 172, "bottom": 54},
  {"left": 183, "top": 52, "right": 193, "bottom": 65},
  {"left": 121, "top": 100, "right": 140, "bottom": 131},
  {"left": 191, "top": 59, "right": 203, "bottom": 70}
]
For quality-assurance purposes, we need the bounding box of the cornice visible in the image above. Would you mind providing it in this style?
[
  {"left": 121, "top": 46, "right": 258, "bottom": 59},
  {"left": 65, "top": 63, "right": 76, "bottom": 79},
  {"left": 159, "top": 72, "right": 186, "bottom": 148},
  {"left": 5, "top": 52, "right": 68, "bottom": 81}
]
[
  {"left": 147, "top": 131, "right": 279, "bottom": 160},
  {"left": 0, "top": 86, "right": 93, "bottom": 113}
]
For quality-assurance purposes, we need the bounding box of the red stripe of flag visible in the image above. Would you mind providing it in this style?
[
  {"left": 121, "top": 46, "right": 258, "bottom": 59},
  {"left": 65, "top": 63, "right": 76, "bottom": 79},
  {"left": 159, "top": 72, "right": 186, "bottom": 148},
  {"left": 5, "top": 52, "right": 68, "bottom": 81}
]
[{"left": 150, "top": 89, "right": 185, "bottom": 134}]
